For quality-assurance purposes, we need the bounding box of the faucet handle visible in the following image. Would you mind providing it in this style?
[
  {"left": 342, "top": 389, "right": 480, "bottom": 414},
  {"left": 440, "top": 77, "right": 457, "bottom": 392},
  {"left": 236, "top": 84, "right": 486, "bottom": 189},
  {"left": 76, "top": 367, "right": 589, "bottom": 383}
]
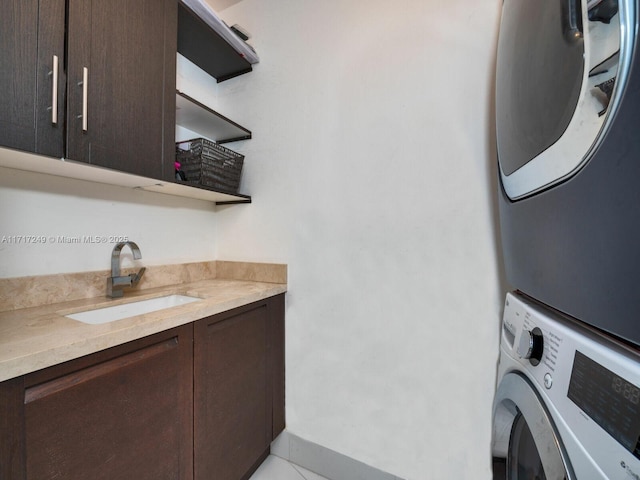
[{"left": 130, "top": 267, "right": 146, "bottom": 286}]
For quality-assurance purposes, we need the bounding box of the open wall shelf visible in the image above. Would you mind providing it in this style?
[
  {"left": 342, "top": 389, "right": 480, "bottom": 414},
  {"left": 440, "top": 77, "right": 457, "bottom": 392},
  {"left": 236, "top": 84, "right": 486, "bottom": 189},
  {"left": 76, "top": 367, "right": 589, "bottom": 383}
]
[
  {"left": 177, "top": 2, "right": 252, "bottom": 82},
  {"left": 176, "top": 91, "right": 251, "bottom": 144}
]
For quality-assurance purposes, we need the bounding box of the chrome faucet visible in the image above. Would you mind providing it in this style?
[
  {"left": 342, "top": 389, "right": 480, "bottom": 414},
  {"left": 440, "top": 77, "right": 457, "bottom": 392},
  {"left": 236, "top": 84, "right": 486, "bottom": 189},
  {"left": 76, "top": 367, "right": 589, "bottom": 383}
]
[{"left": 107, "top": 241, "right": 146, "bottom": 298}]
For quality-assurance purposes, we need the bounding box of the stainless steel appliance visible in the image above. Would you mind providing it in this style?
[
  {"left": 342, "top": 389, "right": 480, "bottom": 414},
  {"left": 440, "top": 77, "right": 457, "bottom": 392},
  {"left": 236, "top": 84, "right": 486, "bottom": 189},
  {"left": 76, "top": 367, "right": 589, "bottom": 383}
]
[
  {"left": 493, "top": 292, "right": 640, "bottom": 479},
  {"left": 496, "top": 0, "right": 640, "bottom": 346}
]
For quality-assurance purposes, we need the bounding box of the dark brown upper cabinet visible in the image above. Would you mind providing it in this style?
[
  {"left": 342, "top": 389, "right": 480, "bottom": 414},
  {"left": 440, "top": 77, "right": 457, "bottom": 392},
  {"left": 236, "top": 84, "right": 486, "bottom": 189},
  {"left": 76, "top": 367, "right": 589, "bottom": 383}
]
[
  {"left": 0, "top": 0, "right": 177, "bottom": 181},
  {"left": 0, "top": 0, "right": 257, "bottom": 204},
  {"left": 66, "top": 0, "right": 177, "bottom": 180},
  {"left": 0, "top": 0, "right": 66, "bottom": 158}
]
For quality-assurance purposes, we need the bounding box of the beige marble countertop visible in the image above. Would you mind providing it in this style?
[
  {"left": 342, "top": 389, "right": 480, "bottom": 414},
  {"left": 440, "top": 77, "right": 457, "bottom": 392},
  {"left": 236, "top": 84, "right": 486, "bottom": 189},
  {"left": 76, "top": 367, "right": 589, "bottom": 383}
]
[{"left": 0, "top": 262, "right": 286, "bottom": 383}]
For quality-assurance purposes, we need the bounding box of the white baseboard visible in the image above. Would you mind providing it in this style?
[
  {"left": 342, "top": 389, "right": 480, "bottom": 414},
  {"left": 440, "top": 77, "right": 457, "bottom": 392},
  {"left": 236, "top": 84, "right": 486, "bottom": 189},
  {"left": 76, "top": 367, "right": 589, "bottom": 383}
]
[{"left": 271, "top": 431, "right": 404, "bottom": 480}]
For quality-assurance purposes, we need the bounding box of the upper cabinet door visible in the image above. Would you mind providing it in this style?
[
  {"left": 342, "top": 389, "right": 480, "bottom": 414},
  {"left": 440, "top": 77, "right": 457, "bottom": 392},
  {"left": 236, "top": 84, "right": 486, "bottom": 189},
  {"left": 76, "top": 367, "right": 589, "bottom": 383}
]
[
  {"left": 0, "top": 0, "right": 66, "bottom": 158},
  {"left": 66, "top": 0, "right": 177, "bottom": 181}
]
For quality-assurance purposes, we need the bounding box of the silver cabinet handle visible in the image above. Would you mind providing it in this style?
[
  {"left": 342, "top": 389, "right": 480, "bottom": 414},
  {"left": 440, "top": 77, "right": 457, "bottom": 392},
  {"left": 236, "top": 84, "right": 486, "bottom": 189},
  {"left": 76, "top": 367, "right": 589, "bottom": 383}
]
[
  {"left": 49, "top": 55, "right": 59, "bottom": 125},
  {"left": 78, "top": 67, "right": 88, "bottom": 132}
]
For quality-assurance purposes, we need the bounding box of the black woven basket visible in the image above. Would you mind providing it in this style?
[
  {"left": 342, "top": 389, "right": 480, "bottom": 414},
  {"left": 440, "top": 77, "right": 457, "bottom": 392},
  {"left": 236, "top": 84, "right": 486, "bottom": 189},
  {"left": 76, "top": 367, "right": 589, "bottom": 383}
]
[{"left": 176, "top": 138, "right": 244, "bottom": 193}]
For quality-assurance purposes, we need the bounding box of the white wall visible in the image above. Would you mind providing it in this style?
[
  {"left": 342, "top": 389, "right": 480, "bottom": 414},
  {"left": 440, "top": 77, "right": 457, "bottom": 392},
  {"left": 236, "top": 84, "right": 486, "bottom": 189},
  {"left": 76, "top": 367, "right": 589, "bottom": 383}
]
[
  {"left": 0, "top": 167, "right": 217, "bottom": 277},
  {"left": 212, "top": 1, "right": 503, "bottom": 479},
  {"left": 0, "top": 1, "right": 504, "bottom": 477}
]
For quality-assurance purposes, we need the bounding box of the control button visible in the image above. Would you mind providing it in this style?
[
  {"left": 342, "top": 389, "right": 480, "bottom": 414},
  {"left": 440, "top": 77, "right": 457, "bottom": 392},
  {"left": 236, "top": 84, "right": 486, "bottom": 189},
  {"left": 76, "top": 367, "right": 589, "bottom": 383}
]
[
  {"left": 544, "top": 373, "right": 553, "bottom": 389},
  {"left": 517, "top": 327, "right": 544, "bottom": 366}
]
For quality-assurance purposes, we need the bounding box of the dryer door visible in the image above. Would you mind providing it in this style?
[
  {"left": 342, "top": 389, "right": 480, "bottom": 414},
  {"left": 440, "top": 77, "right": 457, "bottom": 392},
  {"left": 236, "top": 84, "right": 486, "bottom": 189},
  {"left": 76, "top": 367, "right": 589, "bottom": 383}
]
[
  {"left": 496, "top": 0, "right": 630, "bottom": 199},
  {"left": 493, "top": 373, "right": 574, "bottom": 479}
]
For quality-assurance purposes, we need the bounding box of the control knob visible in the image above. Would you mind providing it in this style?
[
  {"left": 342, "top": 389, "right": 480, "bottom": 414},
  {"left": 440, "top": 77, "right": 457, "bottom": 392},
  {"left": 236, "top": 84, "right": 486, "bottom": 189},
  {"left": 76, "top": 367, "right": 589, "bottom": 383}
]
[{"left": 517, "top": 327, "right": 544, "bottom": 366}]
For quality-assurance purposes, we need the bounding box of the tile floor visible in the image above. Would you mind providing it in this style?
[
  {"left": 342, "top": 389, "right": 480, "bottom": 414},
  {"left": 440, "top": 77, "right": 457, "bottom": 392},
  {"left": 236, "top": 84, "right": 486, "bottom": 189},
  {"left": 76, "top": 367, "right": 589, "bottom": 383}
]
[{"left": 249, "top": 455, "right": 331, "bottom": 480}]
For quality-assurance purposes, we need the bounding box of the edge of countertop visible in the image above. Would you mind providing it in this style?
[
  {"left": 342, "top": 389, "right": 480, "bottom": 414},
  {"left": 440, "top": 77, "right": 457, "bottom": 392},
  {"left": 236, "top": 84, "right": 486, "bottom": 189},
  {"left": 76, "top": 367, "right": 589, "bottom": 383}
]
[{"left": 0, "top": 261, "right": 287, "bottom": 382}]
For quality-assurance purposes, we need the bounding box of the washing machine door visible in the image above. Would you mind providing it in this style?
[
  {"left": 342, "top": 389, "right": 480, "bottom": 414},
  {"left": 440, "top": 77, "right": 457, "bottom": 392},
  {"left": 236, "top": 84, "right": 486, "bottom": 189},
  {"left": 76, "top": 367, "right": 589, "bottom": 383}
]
[{"left": 493, "top": 373, "right": 574, "bottom": 479}]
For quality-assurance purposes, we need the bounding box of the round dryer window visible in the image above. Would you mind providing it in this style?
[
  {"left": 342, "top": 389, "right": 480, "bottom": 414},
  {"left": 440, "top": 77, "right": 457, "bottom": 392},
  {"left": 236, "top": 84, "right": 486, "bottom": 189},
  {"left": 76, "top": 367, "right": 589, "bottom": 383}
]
[{"left": 496, "top": 0, "right": 635, "bottom": 200}]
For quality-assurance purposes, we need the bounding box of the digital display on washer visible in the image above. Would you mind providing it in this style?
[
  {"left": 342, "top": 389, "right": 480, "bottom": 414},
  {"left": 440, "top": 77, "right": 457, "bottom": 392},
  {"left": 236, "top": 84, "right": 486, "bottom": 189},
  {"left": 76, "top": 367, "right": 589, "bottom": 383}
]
[{"left": 568, "top": 351, "right": 640, "bottom": 459}]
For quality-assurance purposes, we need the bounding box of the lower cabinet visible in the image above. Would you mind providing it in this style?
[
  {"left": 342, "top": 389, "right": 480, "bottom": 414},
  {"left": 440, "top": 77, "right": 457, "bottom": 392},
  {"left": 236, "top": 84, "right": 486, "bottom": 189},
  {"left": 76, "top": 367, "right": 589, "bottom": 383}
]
[
  {"left": 195, "top": 296, "right": 285, "bottom": 480},
  {"left": 2, "top": 324, "right": 194, "bottom": 480},
  {"left": 0, "top": 294, "right": 285, "bottom": 480}
]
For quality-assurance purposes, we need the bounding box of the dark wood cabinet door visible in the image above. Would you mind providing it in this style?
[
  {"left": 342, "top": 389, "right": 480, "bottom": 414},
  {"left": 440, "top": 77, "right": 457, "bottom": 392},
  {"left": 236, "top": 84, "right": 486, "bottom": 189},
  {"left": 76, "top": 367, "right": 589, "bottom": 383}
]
[
  {"left": 21, "top": 325, "right": 193, "bottom": 480},
  {"left": 269, "top": 294, "right": 286, "bottom": 439},
  {"left": 66, "top": 0, "right": 177, "bottom": 180},
  {"left": 0, "top": 376, "right": 26, "bottom": 480},
  {"left": 0, "top": 296, "right": 284, "bottom": 480},
  {"left": 0, "top": 0, "right": 66, "bottom": 158},
  {"left": 194, "top": 302, "right": 272, "bottom": 480}
]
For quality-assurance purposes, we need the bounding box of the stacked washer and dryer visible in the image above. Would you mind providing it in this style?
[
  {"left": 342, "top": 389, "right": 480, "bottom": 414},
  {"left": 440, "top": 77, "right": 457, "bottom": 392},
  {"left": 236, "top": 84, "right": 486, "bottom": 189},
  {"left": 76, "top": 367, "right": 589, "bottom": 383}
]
[{"left": 492, "top": 0, "right": 640, "bottom": 478}]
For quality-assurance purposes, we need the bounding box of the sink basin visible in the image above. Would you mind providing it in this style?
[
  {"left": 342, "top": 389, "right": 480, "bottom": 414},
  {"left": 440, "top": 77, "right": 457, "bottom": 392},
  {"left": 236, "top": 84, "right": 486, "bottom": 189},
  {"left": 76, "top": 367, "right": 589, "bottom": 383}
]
[{"left": 66, "top": 294, "right": 201, "bottom": 324}]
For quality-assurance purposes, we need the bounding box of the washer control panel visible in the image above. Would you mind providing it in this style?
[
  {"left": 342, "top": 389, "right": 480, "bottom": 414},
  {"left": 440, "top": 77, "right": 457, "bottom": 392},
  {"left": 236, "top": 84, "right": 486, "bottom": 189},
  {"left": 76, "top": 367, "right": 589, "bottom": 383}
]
[{"left": 501, "top": 292, "right": 640, "bottom": 478}]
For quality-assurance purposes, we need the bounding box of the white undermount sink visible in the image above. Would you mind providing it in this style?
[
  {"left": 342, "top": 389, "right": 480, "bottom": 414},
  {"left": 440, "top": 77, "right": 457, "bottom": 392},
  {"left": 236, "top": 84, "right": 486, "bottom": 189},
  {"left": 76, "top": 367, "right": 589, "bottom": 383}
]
[{"left": 65, "top": 294, "right": 201, "bottom": 324}]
